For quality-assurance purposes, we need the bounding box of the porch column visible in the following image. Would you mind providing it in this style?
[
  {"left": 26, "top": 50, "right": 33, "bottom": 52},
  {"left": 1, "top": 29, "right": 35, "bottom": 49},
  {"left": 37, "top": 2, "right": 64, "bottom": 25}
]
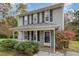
[
  {"left": 12, "top": 31, "right": 15, "bottom": 39},
  {"left": 18, "top": 31, "right": 24, "bottom": 41},
  {"left": 53, "top": 29, "right": 55, "bottom": 52},
  {"left": 36, "top": 30, "right": 37, "bottom": 42}
]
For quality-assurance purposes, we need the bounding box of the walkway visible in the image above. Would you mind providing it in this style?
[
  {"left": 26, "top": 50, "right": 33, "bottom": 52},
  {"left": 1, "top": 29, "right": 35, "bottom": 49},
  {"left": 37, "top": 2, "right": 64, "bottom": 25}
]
[{"left": 34, "top": 51, "right": 79, "bottom": 56}]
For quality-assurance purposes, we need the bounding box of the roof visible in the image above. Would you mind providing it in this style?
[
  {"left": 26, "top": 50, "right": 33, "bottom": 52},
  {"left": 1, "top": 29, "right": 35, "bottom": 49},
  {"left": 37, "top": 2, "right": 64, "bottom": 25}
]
[
  {"left": 10, "top": 23, "right": 59, "bottom": 31},
  {"left": 18, "top": 3, "right": 64, "bottom": 16}
]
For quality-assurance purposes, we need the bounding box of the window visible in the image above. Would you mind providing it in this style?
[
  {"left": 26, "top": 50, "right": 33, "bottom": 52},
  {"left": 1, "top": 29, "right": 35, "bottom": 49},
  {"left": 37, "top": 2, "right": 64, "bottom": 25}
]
[
  {"left": 45, "top": 32, "right": 50, "bottom": 43},
  {"left": 33, "top": 32, "right": 36, "bottom": 40},
  {"left": 27, "top": 15, "right": 29, "bottom": 24},
  {"left": 42, "top": 11, "right": 44, "bottom": 23},
  {"left": 31, "top": 31, "right": 33, "bottom": 40},
  {"left": 50, "top": 9, "right": 53, "bottom": 22},
  {"left": 37, "top": 13, "right": 40, "bottom": 23},
  {"left": 34, "top": 18, "right": 36, "bottom": 21},
  {"left": 23, "top": 16, "right": 25, "bottom": 25},
  {"left": 45, "top": 17, "right": 49, "bottom": 21},
  {"left": 37, "top": 31, "right": 40, "bottom": 41},
  {"left": 27, "top": 31, "right": 30, "bottom": 40},
  {"left": 31, "top": 14, "right": 33, "bottom": 24},
  {"left": 24, "top": 31, "right": 27, "bottom": 40}
]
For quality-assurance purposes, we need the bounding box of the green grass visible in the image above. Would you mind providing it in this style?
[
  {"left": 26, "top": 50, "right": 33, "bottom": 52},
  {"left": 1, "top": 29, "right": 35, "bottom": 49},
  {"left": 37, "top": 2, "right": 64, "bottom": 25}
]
[{"left": 69, "top": 41, "right": 79, "bottom": 52}]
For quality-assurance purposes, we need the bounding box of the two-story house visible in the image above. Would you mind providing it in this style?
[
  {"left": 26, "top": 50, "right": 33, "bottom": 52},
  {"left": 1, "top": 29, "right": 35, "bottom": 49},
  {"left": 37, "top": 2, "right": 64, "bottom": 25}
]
[{"left": 10, "top": 3, "right": 64, "bottom": 52}]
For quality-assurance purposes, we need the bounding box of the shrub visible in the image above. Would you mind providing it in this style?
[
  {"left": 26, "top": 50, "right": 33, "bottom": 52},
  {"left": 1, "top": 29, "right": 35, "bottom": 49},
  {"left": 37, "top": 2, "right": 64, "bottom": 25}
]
[
  {"left": 14, "top": 41, "right": 39, "bottom": 55},
  {"left": 30, "top": 42, "right": 39, "bottom": 53},
  {"left": 56, "top": 31, "right": 75, "bottom": 49},
  {"left": 55, "top": 31, "right": 64, "bottom": 49},
  {"left": 0, "top": 39, "right": 18, "bottom": 51}
]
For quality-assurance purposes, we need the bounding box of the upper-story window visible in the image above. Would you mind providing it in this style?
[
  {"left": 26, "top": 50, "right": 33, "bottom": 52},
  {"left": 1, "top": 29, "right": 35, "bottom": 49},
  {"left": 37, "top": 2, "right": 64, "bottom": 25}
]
[
  {"left": 45, "top": 11, "right": 49, "bottom": 22},
  {"left": 27, "top": 15, "right": 29, "bottom": 24},
  {"left": 33, "top": 14, "right": 37, "bottom": 24},
  {"left": 42, "top": 11, "right": 44, "bottom": 23},
  {"left": 50, "top": 9, "right": 53, "bottom": 22},
  {"left": 24, "top": 16, "right": 28, "bottom": 25},
  {"left": 23, "top": 16, "right": 25, "bottom": 25},
  {"left": 31, "top": 14, "right": 33, "bottom": 24}
]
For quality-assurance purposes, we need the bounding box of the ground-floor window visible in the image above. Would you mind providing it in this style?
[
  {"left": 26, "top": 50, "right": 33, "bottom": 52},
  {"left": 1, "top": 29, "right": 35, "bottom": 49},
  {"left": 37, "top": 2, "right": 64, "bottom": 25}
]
[
  {"left": 27, "top": 31, "right": 30, "bottom": 40},
  {"left": 45, "top": 32, "right": 50, "bottom": 43},
  {"left": 24, "top": 31, "right": 27, "bottom": 40},
  {"left": 37, "top": 31, "right": 40, "bottom": 41}
]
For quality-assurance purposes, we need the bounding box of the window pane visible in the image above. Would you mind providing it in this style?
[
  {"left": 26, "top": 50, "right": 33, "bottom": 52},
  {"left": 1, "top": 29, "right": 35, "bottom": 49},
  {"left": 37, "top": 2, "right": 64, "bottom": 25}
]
[
  {"left": 45, "top": 32, "right": 50, "bottom": 43},
  {"left": 37, "top": 31, "right": 40, "bottom": 41}
]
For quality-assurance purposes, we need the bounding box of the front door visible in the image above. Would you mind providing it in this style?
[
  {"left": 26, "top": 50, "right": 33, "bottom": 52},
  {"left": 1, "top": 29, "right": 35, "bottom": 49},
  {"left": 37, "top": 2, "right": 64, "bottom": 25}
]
[{"left": 44, "top": 31, "right": 51, "bottom": 46}]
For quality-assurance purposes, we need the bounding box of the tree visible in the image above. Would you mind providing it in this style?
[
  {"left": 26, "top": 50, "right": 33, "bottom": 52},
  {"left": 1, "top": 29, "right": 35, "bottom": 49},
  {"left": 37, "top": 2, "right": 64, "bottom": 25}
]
[
  {"left": 0, "top": 3, "right": 27, "bottom": 38},
  {"left": 0, "top": 3, "right": 11, "bottom": 17},
  {"left": 0, "top": 22, "right": 12, "bottom": 38},
  {"left": 3, "top": 16, "right": 17, "bottom": 27},
  {"left": 16, "top": 3, "right": 27, "bottom": 15},
  {"left": 65, "top": 10, "right": 79, "bottom": 41}
]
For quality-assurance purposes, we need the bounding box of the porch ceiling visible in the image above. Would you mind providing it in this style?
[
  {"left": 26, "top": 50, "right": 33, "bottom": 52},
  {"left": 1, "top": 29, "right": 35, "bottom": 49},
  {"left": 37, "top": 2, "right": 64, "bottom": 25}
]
[{"left": 10, "top": 23, "right": 59, "bottom": 31}]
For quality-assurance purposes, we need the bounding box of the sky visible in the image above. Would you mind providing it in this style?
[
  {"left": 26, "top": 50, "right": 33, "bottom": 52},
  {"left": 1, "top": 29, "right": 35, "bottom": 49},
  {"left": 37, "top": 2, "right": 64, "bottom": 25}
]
[
  {"left": 27, "top": 3, "right": 79, "bottom": 11},
  {"left": 27, "top": 3, "right": 52, "bottom": 11},
  {"left": 8, "top": 3, "right": 79, "bottom": 16}
]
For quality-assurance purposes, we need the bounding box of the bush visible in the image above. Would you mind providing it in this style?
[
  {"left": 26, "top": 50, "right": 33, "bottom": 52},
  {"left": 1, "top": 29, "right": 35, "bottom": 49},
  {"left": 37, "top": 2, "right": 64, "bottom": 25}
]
[
  {"left": 56, "top": 31, "right": 75, "bottom": 49},
  {"left": 14, "top": 41, "right": 39, "bottom": 55},
  {"left": 0, "top": 39, "right": 18, "bottom": 51}
]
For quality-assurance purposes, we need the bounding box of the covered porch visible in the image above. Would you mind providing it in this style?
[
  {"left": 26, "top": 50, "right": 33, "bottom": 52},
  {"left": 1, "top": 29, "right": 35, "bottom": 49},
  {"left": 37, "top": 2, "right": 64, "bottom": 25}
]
[{"left": 10, "top": 23, "right": 58, "bottom": 52}]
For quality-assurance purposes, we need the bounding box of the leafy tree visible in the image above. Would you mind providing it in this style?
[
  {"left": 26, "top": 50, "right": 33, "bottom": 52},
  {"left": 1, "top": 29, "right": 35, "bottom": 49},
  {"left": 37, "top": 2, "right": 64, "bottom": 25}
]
[
  {"left": 4, "top": 16, "right": 17, "bottom": 27},
  {"left": 16, "top": 3, "right": 27, "bottom": 15},
  {"left": 0, "top": 3, "right": 27, "bottom": 38},
  {"left": 0, "top": 3, "right": 11, "bottom": 17},
  {"left": 66, "top": 10, "right": 79, "bottom": 40},
  {"left": 0, "top": 22, "right": 12, "bottom": 38}
]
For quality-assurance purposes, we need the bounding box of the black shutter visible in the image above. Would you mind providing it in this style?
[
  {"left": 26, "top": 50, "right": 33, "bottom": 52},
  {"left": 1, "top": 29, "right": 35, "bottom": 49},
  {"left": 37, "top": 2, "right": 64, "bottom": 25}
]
[
  {"left": 31, "top": 31, "right": 33, "bottom": 40},
  {"left": 31, "top": 14, "right": 33, "bottom": 24},
  {"left": 28, "top": 15, "right": 29, "bottom": 24},
  {"left": 42, "top": 12, "right": 44, "bottom": 23},
  {"left": 27, "top": 31, "right": 29, "bottom": 40},
  {"left": 50, "top": 9, "right": 53, "bottom": 22},
  {"left": 37, "top": 31, "right": 40, "bottom": 41},
  {"left": 37, "top": 13, "right": 40, "bottom": 23},
  {"left": 23, "top": 16, "right": 25, "bottom": 25}
]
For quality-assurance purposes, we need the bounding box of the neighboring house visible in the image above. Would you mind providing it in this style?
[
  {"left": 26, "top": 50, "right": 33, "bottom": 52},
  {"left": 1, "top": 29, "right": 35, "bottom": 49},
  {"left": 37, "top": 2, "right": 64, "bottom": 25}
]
[{"left": 10, "top": 3, "right": 64, "bottom": 52}]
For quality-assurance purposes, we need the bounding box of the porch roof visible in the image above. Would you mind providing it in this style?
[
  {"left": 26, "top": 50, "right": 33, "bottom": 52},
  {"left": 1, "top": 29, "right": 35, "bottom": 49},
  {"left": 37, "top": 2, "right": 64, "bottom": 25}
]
[{"left": 10, "top": 23, "right": 59, "bottom": 31}]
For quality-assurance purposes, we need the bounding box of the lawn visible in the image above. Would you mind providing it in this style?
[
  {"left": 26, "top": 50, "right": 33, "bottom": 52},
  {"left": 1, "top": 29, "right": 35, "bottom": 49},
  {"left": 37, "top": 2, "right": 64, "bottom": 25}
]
[{"left": 69, "top": 40, "right": 79, "bottom": 52}]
